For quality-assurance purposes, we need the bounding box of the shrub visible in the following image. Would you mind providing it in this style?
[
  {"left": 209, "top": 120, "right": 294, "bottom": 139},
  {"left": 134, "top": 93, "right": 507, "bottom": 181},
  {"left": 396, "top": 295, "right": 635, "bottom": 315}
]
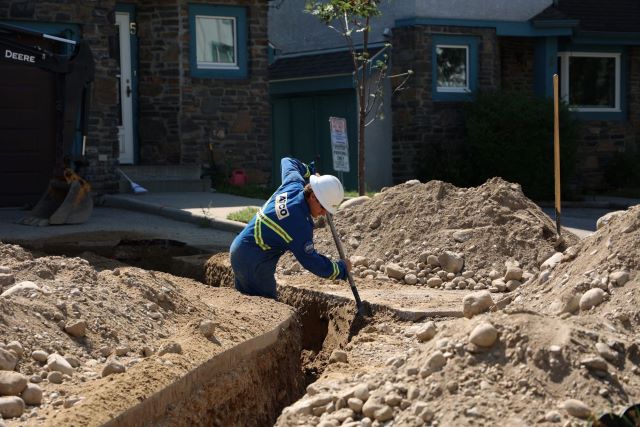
[
  {"left": 464, "top": 90, "right": 581, "bottom": 200},
  {"left": 604, "top": 147, "right": 640, "bottom": 193}
]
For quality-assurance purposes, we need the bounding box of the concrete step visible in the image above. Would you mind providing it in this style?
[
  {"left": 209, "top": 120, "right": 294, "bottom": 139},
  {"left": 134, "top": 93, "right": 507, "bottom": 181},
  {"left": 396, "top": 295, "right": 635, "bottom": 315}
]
[{"left": 118, "top": 165, "right": 211, "bottom": 193}]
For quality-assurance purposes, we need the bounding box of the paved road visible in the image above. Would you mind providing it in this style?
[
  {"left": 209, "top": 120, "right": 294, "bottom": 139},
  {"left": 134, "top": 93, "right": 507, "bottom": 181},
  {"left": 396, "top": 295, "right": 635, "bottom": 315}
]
[{"left": 540, "top": 206, "right": 616, "bottom": 238}]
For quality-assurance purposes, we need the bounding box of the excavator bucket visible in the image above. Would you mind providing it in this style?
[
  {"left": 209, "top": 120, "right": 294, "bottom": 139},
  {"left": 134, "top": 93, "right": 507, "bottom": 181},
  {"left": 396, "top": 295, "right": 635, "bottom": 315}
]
[{"left": 19, "top": 169, "right": 93, "bottom": 226}]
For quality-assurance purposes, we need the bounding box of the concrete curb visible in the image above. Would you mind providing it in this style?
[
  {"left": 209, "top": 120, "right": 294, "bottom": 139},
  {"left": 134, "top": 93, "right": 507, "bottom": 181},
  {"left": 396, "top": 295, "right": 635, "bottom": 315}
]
[
  {"left": 101, "top": 195, "right": 246, "bottom": 234},
  {"left": 538, "top": 200, "right": 638, "bottom": 210}
]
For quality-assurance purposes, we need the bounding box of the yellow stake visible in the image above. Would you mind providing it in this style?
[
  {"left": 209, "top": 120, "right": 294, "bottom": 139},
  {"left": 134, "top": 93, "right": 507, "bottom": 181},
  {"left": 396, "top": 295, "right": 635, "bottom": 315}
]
[{"left": 553, "top": 74, "right": 561, "bottom": 236}]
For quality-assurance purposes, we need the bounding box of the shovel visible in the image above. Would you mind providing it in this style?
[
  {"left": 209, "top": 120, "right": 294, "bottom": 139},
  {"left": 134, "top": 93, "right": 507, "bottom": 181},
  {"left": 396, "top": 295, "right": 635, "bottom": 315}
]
[
  {"left": 326, "top": 213, "right": 370, "bottom": 317},
  {"left": 117, "top": 168, "right": 148, "bottom": 195}
]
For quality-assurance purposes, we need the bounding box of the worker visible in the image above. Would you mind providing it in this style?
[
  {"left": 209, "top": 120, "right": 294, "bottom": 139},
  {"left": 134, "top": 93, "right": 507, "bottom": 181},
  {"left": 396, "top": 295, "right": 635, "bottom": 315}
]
[{"left": 230, "top": 157, "right": 351, "bottom": 299}]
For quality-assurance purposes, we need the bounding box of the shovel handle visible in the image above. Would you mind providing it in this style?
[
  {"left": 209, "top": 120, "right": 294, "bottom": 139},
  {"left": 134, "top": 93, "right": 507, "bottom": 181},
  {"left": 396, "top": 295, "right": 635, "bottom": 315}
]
[{"left": 326, "top": 213, "right": 365, "bottom": 312}]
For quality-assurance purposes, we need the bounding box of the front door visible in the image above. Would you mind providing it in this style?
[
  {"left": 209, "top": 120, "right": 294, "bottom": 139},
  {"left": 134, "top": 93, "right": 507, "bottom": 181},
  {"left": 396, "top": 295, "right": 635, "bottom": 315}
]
[{"left": 116, "top": 11, "right": 135, "bottom": 164}]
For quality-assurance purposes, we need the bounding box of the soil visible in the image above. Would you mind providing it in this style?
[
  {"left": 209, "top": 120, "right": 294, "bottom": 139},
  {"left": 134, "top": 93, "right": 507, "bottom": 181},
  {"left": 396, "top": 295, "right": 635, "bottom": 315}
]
[
  {"left": 1, "top": 177, "right": 638, "bottom": 427},
  {"left": 0, "top": 246, "right": 300, "bottom": 426}
]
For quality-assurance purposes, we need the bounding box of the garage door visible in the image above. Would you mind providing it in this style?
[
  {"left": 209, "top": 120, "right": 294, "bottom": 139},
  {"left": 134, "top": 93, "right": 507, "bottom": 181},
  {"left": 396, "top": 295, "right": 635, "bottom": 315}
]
[
  {"left": 0, "top": 62, "right": 57, "bottom": 207},
  {"left": 271, "top": 90, "right": 358, "bottom": 190}
]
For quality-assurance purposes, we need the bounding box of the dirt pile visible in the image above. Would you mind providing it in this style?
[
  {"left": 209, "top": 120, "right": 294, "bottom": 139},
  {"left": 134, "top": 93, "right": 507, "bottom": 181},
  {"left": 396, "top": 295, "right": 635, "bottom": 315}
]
[
  {"left": 280, "top": 178, "right": 577, "bottom": 295},
  {"left": 0, "top": 242, "right": 299, "bottom": 426},
  {"left": 513, "top": 204, "right": 639, "bottom": 321},
  {"left": 273, "top": 186, "right": 640, "bottom": 426},
  {"left": 276, "top": 309, "right": 640, "bottom": 426}
]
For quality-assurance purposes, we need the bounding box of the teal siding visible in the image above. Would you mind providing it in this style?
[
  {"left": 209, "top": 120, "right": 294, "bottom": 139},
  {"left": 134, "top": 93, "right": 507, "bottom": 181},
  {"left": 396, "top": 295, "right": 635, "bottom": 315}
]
[{"left": 271, "top": 90, "right": 358, "bottom": 190}]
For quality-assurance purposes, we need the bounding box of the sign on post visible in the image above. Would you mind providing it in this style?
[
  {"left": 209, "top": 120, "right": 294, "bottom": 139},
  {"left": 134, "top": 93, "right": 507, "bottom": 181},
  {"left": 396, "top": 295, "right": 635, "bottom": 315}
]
[{"left": 329, "top": 117, "right": 350, "bottom": 173}]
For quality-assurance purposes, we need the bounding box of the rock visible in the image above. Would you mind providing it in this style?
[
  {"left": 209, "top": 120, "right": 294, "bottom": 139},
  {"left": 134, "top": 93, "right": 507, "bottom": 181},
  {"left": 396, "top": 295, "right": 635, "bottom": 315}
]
[
  {"left": 47, "top": 371, "right": 63, "bottom": 384},
  {"left": 453, "top": 229, "right": 473, "bottom": 243},
  {"left": 438, "top": 251, "right": 464, "bottom": 274},
  {"left": 0, "top": 348, "right": 18, "bottom": 371},
  {"left": 362, "top": 397, "right": 384, "bottom": 418},
  {"left": 0, "top": 396, "right": 25, "bottom": 418},
  {"left": 415, "top": 321, "right": 437, "bottom": 342},
  {"left": 158, "top": 342, "right": 182, "bottom": 356},
  {"left": 560, "top": 399, "right": 592, "bottom": 419},
  {"left": 4, "top": 342, "right": 22, "bottom": 358},
  {"left": 115, "top": 346, "right": 130, "bottom": 357},
  {"left": 353, "top": 384, "right": 370, "bottom": 401},
  {"left": 504, "top": 267, "right": 523, "bottom": 281},
  {"left": 581, "top": 356, "right": 608, "bottom": 372},
  {"left": 0, "top": 372, "right": 28, "bottom": 396},
  {"left": 102, "top": 361, "right": 126, "bottom": 378},
  {"left": 426, "top": 255, "right": 439, "bottom": 267},
  {"left": 541, "top": 252, "right": 563, "bottom": 270},
  {"left": 462, "top": 291, "right": 494, "bottom": 318},
  {"left": 340, "top": 196, "right": 370, "bottom": 210},
  {"left": 595, "top": 343, "right": 618, "bottom": 362},
  {"left": 64, "top": 320, "right": 87, "bottom": 338},
  {"left": 368, "top": 216, "right": 381, "bottom": 230},
  {"left": 469, "top": 322, "right": 498, "bottom": 347},
  {"left": 579, "top": 288, "right": 606, "bottom": 311},
  {"left": 351, "top": 256, "right": 369, "bottom": 267},
  {"left": 332, "top": 407, "right": 355, "bottom": 422},
  {"left": 329, "top": 349, "right": 348, "bottom": 364},
  {"left": 21, "top": 384, "right": 42, "bottom": 405},
  {"left": 404, "top": 273, "right": 418, "bottom": 285},
  {"left": 596, "top": 210, "right": 626, "bottom": 230},
  {"left": 545, "top": 410, "right": 562, "bottom": 422},
  {"left": 347, "top": 397, "right": 363, "bottom": 413},
  {"left": 0, "top": 281, "right": 39, "bottom": 297},
  {"left": 373, "top": 405, "right": 394, "bottom": 422},
  {"left": 609, "top": 271, "right": 630, "bottom": 287},
  {"left": 385, "top": 263, "right": 405, "bottom": 280},
  {"left": 421, "top": 351, "right": 446, "bottom": 376},
  {"left": 506, "top": 280, "right": 521, "bottom": 291},
  {"left": 46, "top": 354, "right": 74, "bottom": 376},
  {"left": 0, "top": 273, "right": 15, "bottom": 287},
  {"left": 426, "top": 277, "right": 443, "bottom": 288},
  {"left": 199, "top": 320, "right": 216, "bottom": 338},
  {"left": 550, "top": 293, "right": 580, "bottom": 315}
]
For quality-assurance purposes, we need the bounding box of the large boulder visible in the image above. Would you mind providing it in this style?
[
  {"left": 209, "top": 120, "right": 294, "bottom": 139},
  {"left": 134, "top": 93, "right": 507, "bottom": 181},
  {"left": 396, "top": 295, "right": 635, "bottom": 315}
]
[{"left": 438, "top": 252, "right": 464, "bottom": 274}]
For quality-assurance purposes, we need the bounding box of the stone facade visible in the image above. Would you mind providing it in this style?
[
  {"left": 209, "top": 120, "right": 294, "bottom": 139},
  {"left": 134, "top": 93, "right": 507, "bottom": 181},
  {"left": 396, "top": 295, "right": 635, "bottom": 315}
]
[
  {"left": 578, "top": 47, "right": 640, "bottom": 191},
  {"left": 138, "top": 0, "right": 271, "bottom": 183},
  {"left": 0, "top": 0, "right": 270, "bottom": 194},
  {"left": 0, "top": 0, "right": 121, "bottom": 194},
  {"left": 390, "top": 25, "right": 499, "bottom": 184},
  {"left": 500, "top": 37, "right": 535, "bottom": 93},
  {"left": 391, "top": 27, "right": 640, "bottom": 191}
]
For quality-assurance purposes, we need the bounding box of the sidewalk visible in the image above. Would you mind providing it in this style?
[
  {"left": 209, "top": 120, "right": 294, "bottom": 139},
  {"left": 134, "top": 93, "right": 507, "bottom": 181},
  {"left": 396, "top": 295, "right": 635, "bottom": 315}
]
[{"left": 102, "top": 191, "right": 266, "bottom": 233}]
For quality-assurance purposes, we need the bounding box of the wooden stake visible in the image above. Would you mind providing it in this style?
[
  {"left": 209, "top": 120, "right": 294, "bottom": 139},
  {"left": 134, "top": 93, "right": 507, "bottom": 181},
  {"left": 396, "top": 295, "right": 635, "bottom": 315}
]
[{"left": 553, "top": 74, "right": 561, "bottom": 237}]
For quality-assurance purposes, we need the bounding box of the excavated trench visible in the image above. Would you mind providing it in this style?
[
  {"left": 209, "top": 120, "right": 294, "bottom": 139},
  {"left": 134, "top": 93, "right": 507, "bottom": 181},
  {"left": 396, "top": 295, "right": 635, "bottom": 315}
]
[{"left": 20, "top": 237, "right": 372, "bottom": 426}]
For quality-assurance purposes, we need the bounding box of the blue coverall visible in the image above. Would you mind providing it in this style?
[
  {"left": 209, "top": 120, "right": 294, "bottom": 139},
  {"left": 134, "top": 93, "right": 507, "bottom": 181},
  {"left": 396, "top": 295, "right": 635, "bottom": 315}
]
[{"left": 230, "top": 158, "right": 348, "bottom": 299}]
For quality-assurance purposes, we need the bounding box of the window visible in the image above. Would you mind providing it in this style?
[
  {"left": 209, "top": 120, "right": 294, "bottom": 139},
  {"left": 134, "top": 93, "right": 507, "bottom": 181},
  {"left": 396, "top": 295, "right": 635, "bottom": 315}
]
[
  {"left": 432, "top": 35, "right": 478, "bottom": 101},
  {"left": 436, "top": 45, "right": 469, "bottom": 92},
  {"left": 189, "top": 4, "right": 247, "bottom": 79},
  {"left": 557, "top": 52, "right": 621, "bottom": 112}
]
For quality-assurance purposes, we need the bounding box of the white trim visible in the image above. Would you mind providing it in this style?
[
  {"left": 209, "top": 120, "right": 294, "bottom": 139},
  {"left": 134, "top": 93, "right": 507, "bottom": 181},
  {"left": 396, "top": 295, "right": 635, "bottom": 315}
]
[
  {"left": 435, "top": 44, "right": 469, "bottom": 93},
  {"left": 557, "top": 51, "right": 621, "bottom": 112},
  {"left": 195, "top": 14, "right": 238, "bottom": 69}
]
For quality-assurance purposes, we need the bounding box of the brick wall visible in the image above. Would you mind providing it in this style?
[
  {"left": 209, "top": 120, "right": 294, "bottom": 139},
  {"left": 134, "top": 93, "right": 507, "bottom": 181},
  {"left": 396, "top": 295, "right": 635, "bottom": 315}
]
[
  {"left": 576, "top": 47, "right": 640, "bottom": 191},
  {"left": 390, "top": 25, "right": 499, "bottom": 184},
  {"left": 138, "top": 0, "right": 271, "bottom": 183},
  {"left": 1, "top": 0, "right": 271, "bottom": 196},
  {"left": 0, "top": 0, "right": 121, "bottom": 194},
  {"left": 500, "top": 37, "right": 534, "bottom": 92}
]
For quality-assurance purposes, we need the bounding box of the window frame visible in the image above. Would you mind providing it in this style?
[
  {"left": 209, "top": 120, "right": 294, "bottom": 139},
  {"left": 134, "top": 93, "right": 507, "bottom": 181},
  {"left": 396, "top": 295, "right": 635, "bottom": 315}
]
[
  {"left": 435, "top": 44, "right": 470, "bottom": 93},
  {"left": 431, "top": 35, "right": 478, "bottom": 102},
  {"left": 188, "top": 4, "right": 247, "bottom": 79},
  {"left": 557, "top": 51, "right": 621, "bottom": 113}
]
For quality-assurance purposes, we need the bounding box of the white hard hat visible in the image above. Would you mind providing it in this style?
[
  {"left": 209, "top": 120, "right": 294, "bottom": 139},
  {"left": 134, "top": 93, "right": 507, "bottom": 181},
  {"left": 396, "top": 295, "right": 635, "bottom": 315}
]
[{"left": 309, "top": 175, "right": 344, "bottom": 214}]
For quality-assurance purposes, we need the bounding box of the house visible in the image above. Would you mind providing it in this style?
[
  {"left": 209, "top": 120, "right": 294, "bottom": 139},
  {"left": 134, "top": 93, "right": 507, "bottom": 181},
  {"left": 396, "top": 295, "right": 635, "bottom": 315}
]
[
  {"left": 269, "top": 0, "right": 640, "bottom": 192},
  {"left": 0, "top": 0, "right": 270, "bottom": 207}
]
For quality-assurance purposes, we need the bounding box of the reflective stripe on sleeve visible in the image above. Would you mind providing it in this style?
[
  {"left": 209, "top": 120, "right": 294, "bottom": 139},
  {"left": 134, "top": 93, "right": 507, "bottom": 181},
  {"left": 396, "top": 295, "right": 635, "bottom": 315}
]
[
  {"left": 253, "top": 217, "right": 271, "bottom": 250},
  {"left": 328, "top": 261, "right": 339, "bottom": 280},
  {"left": 257, "top": 210, "right": 293, "bottom": 244}
]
